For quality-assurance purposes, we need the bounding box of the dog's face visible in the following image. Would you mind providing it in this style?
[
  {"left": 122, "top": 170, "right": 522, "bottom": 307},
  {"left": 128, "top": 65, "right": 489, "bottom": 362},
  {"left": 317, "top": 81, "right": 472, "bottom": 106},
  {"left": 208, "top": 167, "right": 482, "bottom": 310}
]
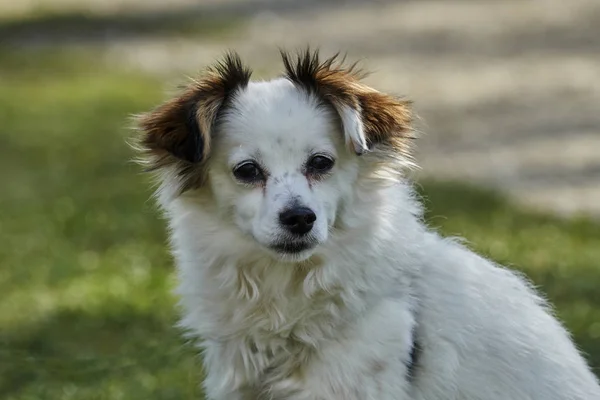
[
  {"left": 136, "top": 50, "right": 413, "bottom": 262},
  {"left": 208, "top": 79, "right": 359, "bottom": 261}
]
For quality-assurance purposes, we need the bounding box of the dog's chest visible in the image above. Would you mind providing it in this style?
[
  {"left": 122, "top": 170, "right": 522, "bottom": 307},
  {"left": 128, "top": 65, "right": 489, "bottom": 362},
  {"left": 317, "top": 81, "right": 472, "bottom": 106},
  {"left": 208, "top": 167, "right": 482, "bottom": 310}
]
[
  {"left": 200, "top": 262, "right": 352, "bottom": 338},
  {"left": 215, "top": 282, "right": 349, "bottom": 348},
  {"left": 198, "top": 269, "right": 361, "bottom": 396},
  {"left": 208, "top": 301, "right": 354, "bottom": 399},
  {"left": 202, "top": 291, "right": 416, "bottom": 400}
]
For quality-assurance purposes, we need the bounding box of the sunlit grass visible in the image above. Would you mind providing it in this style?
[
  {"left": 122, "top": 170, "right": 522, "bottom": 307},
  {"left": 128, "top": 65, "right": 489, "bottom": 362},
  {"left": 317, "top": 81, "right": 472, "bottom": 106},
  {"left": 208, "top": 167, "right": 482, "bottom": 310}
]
[
  {"left": 0, "top": 48, "right": 204, "bottom": 399},
  {"left": 0, "top": 47, "right": 598, "bottom": 399}
]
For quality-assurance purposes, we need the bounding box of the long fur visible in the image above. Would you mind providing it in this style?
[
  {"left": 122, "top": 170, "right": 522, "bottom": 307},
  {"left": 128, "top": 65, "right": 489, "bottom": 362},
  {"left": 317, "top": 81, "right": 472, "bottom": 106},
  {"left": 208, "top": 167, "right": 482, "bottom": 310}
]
[{"left": 134, "top": 49, "right": 600, "bottom": 400}]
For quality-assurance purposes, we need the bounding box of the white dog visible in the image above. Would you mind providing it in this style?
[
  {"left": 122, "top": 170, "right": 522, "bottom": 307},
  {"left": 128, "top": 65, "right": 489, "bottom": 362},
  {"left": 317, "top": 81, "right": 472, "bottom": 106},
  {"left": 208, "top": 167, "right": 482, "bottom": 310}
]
[{"left": 134, "top": 50, "right": 599, "bottom": 399}]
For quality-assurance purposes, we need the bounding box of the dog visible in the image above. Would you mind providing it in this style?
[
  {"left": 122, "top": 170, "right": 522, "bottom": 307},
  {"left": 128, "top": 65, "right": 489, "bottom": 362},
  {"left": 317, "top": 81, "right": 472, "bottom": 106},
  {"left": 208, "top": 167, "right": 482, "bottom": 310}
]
[{"left": 134, "top": 49, "right": 600, "bottom": 399}]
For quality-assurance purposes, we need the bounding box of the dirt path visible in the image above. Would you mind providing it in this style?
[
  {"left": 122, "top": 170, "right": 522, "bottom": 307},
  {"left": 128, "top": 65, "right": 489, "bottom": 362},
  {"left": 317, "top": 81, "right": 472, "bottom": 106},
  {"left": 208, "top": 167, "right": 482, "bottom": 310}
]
[{"left": 4, "top": 0, "right": 600, "bottom": 216}]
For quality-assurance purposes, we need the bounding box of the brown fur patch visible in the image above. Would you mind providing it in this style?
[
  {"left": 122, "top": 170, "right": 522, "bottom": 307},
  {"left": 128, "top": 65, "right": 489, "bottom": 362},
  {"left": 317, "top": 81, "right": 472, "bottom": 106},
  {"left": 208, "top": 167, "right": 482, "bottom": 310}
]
[
  {"left": 134, "top": 51, "right": 251, "bottom": 192},
  {"left": 281, "top": 48, "right": 413, "bottom": 157}
]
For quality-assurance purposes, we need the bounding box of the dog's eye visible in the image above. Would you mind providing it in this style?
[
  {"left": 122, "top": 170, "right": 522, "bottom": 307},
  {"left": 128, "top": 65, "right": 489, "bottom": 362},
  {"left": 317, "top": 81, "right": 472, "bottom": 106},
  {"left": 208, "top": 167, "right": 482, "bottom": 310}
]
[
  {"left": 233, "top": 162, "right": 264, "bottom": 183},
  {"left": 307, "top": 155, "right": 335, "bottom": 174}
]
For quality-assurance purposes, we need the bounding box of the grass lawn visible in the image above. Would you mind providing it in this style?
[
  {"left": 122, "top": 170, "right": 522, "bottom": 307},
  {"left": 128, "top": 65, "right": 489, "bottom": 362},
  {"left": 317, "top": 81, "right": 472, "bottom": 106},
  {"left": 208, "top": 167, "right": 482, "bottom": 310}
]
[{"left": 1, "top": 47, "right": 599, "bottom": 400}]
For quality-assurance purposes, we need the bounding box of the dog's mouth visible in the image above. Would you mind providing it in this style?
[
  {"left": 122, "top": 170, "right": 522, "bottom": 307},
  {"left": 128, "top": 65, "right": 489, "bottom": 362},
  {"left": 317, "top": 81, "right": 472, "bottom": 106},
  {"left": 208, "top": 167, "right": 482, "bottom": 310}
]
[{"left": 270, "top": 240, "right": 316, "bottom": 254}]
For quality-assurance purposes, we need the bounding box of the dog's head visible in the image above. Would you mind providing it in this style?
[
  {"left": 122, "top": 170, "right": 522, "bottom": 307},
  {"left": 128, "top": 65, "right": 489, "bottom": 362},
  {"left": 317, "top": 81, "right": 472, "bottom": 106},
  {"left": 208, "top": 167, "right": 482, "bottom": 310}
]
[{"left": 135, "top": 50, "right": 413, "bottom": 262}]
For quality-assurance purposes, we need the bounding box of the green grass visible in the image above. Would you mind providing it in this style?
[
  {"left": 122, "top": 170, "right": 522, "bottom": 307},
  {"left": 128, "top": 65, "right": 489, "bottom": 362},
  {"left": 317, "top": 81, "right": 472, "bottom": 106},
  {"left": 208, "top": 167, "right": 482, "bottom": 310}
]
[{"left": 0, "top": 47, "right": 598, "bottom": 399}]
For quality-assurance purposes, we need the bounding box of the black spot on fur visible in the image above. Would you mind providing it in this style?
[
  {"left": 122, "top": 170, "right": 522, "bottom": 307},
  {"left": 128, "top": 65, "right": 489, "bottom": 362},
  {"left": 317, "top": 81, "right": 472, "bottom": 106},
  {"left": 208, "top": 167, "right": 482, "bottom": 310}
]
[
  {"left": 406, "top": 331, "right": 421, "bottom": 381},
  {"left": 178, "top": 98, "right": 203, "bottom": 163}
]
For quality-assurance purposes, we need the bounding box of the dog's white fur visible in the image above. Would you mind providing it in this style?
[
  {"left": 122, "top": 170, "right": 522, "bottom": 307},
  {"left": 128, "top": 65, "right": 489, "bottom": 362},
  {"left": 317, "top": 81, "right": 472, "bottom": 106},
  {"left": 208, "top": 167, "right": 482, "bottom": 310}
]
[{"left": 138, "top": 53, "right": 599, "bottom": 400}]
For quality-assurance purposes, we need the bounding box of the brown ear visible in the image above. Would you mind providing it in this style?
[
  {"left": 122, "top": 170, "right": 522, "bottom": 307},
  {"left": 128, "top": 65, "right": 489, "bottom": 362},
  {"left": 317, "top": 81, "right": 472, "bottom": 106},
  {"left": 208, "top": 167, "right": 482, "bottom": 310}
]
[
  {"left": 281, "top": 49, "right": 413, "bottom": 157},
  {"left": 356, "top": 90, "right": 413, "bottom": 158},
  {"left": 135, "top": 52, "right": 251, "bottom": 182}
]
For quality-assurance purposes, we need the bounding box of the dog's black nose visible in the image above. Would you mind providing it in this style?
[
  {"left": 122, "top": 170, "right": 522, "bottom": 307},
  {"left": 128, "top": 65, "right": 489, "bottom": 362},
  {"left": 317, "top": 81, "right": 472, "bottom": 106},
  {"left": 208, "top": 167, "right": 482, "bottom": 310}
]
[{"left": 279, "top": 207, "right": 316, "bottom": 235}]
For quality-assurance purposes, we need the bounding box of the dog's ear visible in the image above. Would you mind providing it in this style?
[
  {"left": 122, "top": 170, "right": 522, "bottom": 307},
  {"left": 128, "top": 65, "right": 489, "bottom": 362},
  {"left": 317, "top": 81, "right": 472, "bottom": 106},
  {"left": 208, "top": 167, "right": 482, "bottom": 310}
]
[
  {"left": 136, "top": 86, "right": 213, "bottom": 165},
  {"left": 350, "top": 90, "right": 413, "bottom": 158},
  {"left": 334, "top": 102, "right": 369, "bottom": 155},
  {"left": 281, "top": 49, "right": 412, "bottom": 157},
  {"left": 135, "top": 52, "right": 251, "bottom": 185}
]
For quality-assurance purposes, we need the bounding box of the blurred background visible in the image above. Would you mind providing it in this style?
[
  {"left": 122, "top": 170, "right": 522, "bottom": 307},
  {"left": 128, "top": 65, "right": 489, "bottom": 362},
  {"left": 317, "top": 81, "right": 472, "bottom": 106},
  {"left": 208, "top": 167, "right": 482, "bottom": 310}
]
[{"left": 1, "top": 0, "right": 599, "bottom": 398}]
